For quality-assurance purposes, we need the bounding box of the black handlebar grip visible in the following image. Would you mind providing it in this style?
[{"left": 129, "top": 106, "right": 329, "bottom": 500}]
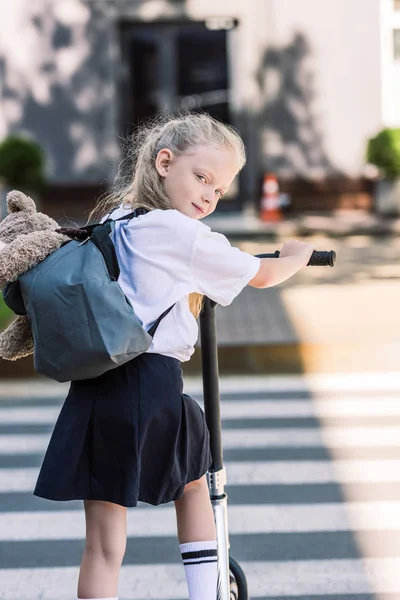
[
  {"left": 307, "top": 250, "right": 336, "bottom": 267},
  {"left": 257, "top": 250, "right": 336, "bottom": 266}
]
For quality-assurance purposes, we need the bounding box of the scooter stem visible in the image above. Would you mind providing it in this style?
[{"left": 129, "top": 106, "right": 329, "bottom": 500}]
[
  {"left": 200, "top": 298, "right": 223, "bottom": 471},
  {"left": 200, "top": 298, "right": 231, "bottom": 600}
]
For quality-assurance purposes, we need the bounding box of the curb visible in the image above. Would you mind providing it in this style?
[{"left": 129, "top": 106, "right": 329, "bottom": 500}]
[
  {"left": 2, "top": 341, "right": 400, "bottom": 381},
  {"left": 182, "top": 341, "right": 400, "bottom": 376}
]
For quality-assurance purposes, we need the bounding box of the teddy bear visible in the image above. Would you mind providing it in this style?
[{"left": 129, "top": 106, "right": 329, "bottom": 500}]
[{"left": 0, "top": 190, "right": 71, "bottom": 361}]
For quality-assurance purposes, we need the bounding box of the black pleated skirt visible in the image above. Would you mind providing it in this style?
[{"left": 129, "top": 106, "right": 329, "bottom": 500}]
[{"left": 34, "top": 353, "right": 211, "bottom": 507}]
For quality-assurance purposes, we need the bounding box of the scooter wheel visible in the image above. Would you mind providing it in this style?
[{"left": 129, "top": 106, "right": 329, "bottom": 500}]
[{"left": 229, "top": 555, "right": 248, "bottom": 600}]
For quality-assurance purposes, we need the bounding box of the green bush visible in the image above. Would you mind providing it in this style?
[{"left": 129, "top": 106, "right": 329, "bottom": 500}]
[
  {"left": 366, "top": 128, "right": 400, "bottom": 179},
  {"left": 0, "top": 135, "right": 46, "bottom": 194},
  {"left": 0, "top": 295, "right": 13, "bottom": 331}
]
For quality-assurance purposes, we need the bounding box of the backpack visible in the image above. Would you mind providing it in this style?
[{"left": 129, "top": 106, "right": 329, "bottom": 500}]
[{"left": 2, "top": 208, "right": 174, "bottom": 382}]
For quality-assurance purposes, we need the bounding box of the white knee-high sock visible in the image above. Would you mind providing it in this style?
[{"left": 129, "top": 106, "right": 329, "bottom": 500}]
[{"left": 180, "top": 540, "right": 218, "bottom": 600}]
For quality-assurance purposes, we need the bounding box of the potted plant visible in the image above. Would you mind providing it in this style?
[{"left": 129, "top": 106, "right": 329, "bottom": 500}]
[
  {"left": 0, "top": 134, "right": 47, "bottom": 218},
  {"left": 366, "top": 127, "right": 400, "bottom": 215}
]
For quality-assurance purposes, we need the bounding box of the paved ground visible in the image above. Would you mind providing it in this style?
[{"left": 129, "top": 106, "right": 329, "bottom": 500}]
[{"left": 3, "top": 373, "right": 400, "bottom": 598}]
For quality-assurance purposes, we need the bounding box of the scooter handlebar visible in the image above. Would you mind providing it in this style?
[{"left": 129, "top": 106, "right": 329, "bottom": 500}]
[{"left": 256, "top": 250, "right": 336, "bottom": 267}]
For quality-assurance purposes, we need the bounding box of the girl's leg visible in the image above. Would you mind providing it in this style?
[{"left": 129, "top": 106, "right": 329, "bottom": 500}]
[
  {"left": 77, "top": 500, "right": 127, "bottom": 600},
  {"left": 174, "top": 475, "right": 216, "bottom": 542},
  {"left": 174, "top": 475, "right": 217, "bottom": 600}
]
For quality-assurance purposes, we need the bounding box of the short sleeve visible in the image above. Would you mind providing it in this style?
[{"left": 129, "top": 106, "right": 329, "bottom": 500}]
[{"left": 191, "top": 226, "right": 261, "bottom": 306}]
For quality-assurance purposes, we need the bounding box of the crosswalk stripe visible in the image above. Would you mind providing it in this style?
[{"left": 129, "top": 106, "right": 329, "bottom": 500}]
[
  {"left": 1, "top": 459, "right": 400, "bottom": 493},
  {"left": 226, "top": 459, "right": 400, "bottom": 484},
  {"left": 4, "top": 557, "right": 400, "bottom": 599},
  {"left": 225, "top": 427, "right": 400, "bottom": 448},
  {"left": 4, "top": 426, "right": 400, "bottom": 454},
  {"left": 1, "top": 501, "right": 400, "bottom": 541},
  {"left": 184, "top": 372, "right": 400, "bottom": 395},
  {"left": 200, "top": 398, "right": 400, "bottom": 418},
  {"left": 0, "top": 407, "right": 59, "bottom": 424},
  {"left": 2, "top": 371, "right": 400, "bottom": 400},
  {"left": 4, "top": 396, "right": 400, "bottom": 424},
  {"left": 0, "top": 434, "right": 48, "bottom": 453},
  {"left": 0, "top": 468, "right": 37, "bottom": 491}
]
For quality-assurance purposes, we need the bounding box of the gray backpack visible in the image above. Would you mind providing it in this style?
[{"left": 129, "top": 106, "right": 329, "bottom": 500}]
[{"left": 2, "top": 208, "right": 174, "bottom": 382}]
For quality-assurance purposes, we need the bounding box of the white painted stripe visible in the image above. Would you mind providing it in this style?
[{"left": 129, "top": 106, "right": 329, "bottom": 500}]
[
  {"left": 0, "top": 434, "right": 49, "bottom": 454},
  {"left": 4, "top": 557, "right": 400, "bottom": 599},
  {"left": 224, "top": 427, "right": 400, "bottom": 448},
  {"left": 4, "top": 426, "right": 400, "bottom": 454},
  {"left": 183, "top": 371, "right": 400, "bottom": 395},
  {"left": 218, "top": 398, "right": 400, "bottom": 419},
  {"left": 2, "top": 371, "right": 400, "bottom": 399},
  {"left": 2, "top": 501, "right": 400, "bottom": 541},
  {"left": 0, "top": 468, "right": 38, "bottom": 492},
  {"left": 0, "top": 407, "right": 60, "bottom": 424},
  {"left": 0, "top": 381, "right": 69, "bottom": 399},
  {"left": 4, "top": 397, "right": 400, "bottom": 425},
  {"left": 2, "top": 459, "right": 400, "bottom": 493},
  {"left": 225, "top": 459, "right": 400, "bottom": 485}
]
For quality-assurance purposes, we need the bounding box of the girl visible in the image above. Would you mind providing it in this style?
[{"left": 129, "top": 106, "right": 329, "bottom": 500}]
[{"left": 33, "top": 113, "right": 314, "bottom": 600}]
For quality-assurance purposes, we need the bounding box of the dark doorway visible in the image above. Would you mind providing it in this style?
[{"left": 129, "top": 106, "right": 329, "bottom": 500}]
[{"left": 119, "top": 20, "right": 242, "bottom": 211}]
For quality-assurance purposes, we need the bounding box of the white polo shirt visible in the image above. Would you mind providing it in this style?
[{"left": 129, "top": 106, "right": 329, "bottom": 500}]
[{"left": 104, "top": 205, "right": 261, "bottom": 362}]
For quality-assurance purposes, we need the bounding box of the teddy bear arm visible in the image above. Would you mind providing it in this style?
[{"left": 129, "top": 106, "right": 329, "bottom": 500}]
[{"left": 0, "top": 315, "right": 33, "bottom": 360}]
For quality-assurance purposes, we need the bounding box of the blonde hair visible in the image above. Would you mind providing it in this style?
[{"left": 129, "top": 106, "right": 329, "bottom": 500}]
[{"left": 88, "top": 112, "right": 246, "bottom": 318}]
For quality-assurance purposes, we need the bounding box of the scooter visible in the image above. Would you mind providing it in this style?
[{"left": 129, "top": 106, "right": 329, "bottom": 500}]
[{"left": 200, "top": 249, "right": 336, "bottom": 600}]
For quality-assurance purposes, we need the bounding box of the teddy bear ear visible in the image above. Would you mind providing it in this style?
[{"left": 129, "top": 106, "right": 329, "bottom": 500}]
[{"left": 6, "top": 190, "right": 37, "bottom": 214}]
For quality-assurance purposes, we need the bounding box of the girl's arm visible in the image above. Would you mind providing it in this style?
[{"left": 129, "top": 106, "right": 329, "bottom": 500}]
[{"left": 248, "top": 239, "right": 314, "bottom": 289}]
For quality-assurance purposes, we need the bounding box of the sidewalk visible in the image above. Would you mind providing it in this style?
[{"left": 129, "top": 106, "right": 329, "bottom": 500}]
[{"left": 203, "top": 208, "right": 400, "bottom": 239}]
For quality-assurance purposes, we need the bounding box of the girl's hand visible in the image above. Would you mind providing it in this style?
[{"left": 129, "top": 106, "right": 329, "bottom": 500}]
[
  {"left": 248, "top": 239, "right": 315, "bottom": 289},
  {"left": 280, "top": 239, "right": 314, "bottom": 267}
]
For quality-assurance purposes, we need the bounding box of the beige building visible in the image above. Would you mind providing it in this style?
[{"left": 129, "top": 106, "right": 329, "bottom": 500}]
[{"left": 0, "top": 0, "right": 397, "bottom": 216}]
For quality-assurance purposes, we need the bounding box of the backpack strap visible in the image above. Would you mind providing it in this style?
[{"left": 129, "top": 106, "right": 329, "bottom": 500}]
[
  {"left": 78, "top": 207, "right": 146, "bottom": 239},
  {"left": 148, "top": 304, "right": 175, "bottom": 337},
  {"left": 89, "top": 208, "right": 149, "bottom": 280},
  {"left": 2, "top": 280, "right": 26, "bottom": 315},
  {"left": 92, "top": 207, "right": 176, "bottom": 337},
  {"left": 113, "top": 207, "right": 148, "bottom": 222}
]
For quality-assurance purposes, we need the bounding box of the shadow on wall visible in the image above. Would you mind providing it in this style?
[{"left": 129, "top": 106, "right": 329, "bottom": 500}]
[
  {"left": 257, "top": 31, "right": 342, "bottom": 178},
  {"left": 0, "top": 2, "right": 117, "bottom": 184},
  {"left": 238, "top": 31, "right": 346, "bottom": 208}
]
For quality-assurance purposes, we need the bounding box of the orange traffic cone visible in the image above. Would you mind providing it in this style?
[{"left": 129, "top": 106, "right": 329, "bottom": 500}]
[{"left": 260, "top": 173, "right": 283, "bottom": 222}]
